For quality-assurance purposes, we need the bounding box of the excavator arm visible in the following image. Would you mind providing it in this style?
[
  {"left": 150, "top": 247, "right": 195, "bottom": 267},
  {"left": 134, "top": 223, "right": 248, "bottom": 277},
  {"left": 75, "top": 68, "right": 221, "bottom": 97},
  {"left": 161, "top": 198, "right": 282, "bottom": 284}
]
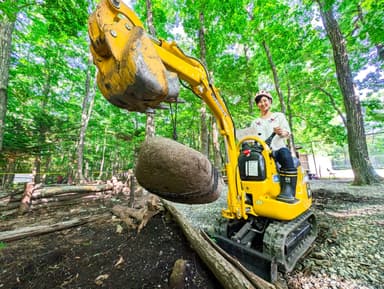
[
  {"left": 88, "top": 0, "right": 242, "bottom": 219},
  {"left": 88, "top": 0, "right": 317, "bottom": 280}
]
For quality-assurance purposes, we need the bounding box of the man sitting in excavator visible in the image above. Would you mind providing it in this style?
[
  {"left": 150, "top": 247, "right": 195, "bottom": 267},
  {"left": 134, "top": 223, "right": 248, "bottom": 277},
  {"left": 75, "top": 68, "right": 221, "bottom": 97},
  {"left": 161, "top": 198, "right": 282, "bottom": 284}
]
[{"left": 242, "top": 90, "right": 298, "bottom": 203}]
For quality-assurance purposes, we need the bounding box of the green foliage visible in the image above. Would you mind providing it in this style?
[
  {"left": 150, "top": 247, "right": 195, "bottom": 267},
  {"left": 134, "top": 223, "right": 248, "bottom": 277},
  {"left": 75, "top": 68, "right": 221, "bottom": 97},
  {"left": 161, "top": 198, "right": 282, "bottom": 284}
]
[
  {"left": 362, "top": 95, "right": 384, "bottom": 125},
  {"left": 0, "top": 242, "right": 7, "bottom": 250},
  {"left": 40, "top": 0, "right": 89, "bottom": 38},
  {"left": 1, "top": 0, "right": 383, "bottom": 180}
]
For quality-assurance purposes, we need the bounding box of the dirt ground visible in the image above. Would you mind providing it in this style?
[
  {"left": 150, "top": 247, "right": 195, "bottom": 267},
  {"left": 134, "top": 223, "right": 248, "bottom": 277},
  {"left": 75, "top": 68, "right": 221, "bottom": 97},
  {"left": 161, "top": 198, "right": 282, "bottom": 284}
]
[
  {"left": 0, "top": 199, "right": 222, "bottom": 289},
  {"left": 1, "top": 179, "right": 383, "bottom": 289}
]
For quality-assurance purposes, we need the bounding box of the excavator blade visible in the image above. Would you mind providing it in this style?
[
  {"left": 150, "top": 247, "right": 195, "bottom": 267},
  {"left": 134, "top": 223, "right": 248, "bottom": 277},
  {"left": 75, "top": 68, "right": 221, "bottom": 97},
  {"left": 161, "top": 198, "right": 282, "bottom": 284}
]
[
  {"left": 88, "top": 1, "right": 179, "bottom": 112},
  {"left": 212, "top": 234, "right": 278, "bottom": 282}
]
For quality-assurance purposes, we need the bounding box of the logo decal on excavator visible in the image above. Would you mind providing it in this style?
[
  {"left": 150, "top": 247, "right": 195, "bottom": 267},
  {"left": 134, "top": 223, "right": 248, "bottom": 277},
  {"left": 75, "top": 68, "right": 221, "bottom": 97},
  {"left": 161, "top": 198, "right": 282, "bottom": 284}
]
[{"left": 255, "top": 200, "right": 263, "bottom": 205}]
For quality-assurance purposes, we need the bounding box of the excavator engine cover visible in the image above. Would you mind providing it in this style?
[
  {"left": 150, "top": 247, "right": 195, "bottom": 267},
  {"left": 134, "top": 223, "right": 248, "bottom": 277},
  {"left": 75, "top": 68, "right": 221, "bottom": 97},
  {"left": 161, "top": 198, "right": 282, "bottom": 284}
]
[{"left": 88, "top": 2, "right": 179, "bottom": 112}]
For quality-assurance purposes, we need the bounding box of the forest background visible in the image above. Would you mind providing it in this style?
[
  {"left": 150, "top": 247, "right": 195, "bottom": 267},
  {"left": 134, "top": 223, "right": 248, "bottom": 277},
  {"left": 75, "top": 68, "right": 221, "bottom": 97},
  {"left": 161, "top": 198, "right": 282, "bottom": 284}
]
[{"left": 0, "top": 0, "right": 383, "bottom": 188}]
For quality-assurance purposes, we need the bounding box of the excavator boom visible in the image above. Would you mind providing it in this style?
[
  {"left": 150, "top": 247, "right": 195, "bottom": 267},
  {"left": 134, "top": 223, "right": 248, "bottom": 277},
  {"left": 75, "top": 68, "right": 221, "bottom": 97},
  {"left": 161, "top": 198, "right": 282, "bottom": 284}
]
[
  {"left": 88, "top": 0, "right": 317, "bottom": 282},
  {"left": 89, "top": 0, "right": 241, "bottom": 219}
]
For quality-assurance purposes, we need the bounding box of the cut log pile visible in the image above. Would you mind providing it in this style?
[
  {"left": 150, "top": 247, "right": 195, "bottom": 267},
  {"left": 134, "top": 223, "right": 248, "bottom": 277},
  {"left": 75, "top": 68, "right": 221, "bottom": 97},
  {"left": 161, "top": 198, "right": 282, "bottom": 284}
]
[{"left": 0, "top": 177, "right": 136, "bottom": 217}]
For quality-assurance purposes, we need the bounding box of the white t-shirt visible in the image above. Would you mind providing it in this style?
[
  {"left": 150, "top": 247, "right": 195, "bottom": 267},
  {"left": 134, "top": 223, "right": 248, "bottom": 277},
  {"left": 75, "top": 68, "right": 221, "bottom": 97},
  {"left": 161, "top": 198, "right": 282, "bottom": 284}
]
[{"left": 237, "top": 112, "right": 290, "bottom": 151}]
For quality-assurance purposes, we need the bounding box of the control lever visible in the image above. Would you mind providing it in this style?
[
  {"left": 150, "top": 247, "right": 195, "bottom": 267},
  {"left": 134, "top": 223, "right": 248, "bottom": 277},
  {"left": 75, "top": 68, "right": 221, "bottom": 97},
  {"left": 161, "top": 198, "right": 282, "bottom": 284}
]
[{"left": 265, "top": 132, "right": 276, "bottom": 148}]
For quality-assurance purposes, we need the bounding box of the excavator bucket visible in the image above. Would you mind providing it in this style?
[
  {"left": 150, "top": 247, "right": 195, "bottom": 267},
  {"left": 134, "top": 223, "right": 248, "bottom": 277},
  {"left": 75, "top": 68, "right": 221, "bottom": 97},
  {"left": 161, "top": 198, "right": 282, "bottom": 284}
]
[{"left": 88, "top": 0, "right": 179, "bottom": 112}]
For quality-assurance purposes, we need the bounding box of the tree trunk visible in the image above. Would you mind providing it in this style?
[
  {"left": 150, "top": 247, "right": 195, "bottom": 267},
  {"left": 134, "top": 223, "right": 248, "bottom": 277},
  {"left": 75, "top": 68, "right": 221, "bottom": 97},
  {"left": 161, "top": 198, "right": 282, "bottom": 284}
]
[
  {"left": 198, "top": 12, "right": 210, "bottom": 157},
  {"left": 33, "top": 58, "right": 51, "bottom": 184},
  {"left": 243, "top": 45, "right": 255, "bottom": 114},
  {"left": 33, "top": 155, "right": 42, "bottom": 184},
  {"left": 286, "top": 78, "right": 296, "bottom": 154},
  {"left": 200, "top": 104, "right": 209, "bottom": 156},
  {"left": 262, "top": 40, "right": 286, "bottom": 114},
  {"left": 317, "top": 87, "right": 347, "bottom": 127},
  {"left": 3, "top": 155, "right": 16, "bottom": 188},
  {"left": 262, "top": 41, "right": 297, "bottom": 156},
  {"left": 145, "top": 0, "right": 156, "bottom": 36},
  {"left": 144, "top": 0, "right": 156, "bottom": 139},
  {"left": 128, "top": 174, "right": 135, "bottom": 207},
  {"left": 145, "top": 108, "right": 155, "bottom": 138},
  {"left": 98, "top": 127, "right": 107, "bottom": 180},
  {"left": 0, "top": 14, "right": 15, "bottom": 151},
  {"left": 41, "top": 154, "right": 51, "bottom": 184},
  {"left": 317, "top": 0, "right": 382, "bottom": 185},
  {"left": 77, "top": 55, "right": 96, "bottom": 183},
  {"left": 211, "top": 117, "right": 222, "bottom": 169}
]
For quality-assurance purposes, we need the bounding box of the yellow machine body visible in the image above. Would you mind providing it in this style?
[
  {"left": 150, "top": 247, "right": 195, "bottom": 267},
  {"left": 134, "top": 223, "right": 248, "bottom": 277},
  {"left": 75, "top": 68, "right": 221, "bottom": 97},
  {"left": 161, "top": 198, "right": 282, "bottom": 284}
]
[{"left": 88, "top": 0, "right": 313, "bottom": 223}]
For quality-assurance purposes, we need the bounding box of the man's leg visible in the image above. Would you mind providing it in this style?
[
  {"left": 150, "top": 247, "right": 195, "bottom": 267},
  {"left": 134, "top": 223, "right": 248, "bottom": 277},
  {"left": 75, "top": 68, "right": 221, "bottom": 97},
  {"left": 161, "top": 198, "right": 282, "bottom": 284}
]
[{"left": 274, "top": 148, "right": 298, "bottom": 203}]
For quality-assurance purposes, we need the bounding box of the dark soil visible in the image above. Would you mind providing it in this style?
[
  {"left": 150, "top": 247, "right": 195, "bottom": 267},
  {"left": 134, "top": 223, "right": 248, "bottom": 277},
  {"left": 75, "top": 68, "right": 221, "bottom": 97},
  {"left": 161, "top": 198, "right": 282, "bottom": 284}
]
[
  {"left": 1, "top": 179, "right": 383, "bottom": 289},
  {"left": 0, "top": 204, "right": 222, "bottom": 289}
]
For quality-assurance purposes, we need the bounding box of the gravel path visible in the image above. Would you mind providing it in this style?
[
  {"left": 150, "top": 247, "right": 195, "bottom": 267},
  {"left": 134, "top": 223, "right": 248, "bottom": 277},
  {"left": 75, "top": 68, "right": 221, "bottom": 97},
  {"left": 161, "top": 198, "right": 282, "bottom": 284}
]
[{"left": 173, "top": 180, "right": 384, "bottom": 289}]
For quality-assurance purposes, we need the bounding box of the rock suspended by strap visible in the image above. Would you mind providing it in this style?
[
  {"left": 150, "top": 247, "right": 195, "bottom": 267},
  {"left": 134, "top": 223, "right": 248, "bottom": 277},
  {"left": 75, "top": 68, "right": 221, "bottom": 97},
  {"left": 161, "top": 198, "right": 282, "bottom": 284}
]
[{"left": 135, "top": 137, "right": 223, "bottom": 204}]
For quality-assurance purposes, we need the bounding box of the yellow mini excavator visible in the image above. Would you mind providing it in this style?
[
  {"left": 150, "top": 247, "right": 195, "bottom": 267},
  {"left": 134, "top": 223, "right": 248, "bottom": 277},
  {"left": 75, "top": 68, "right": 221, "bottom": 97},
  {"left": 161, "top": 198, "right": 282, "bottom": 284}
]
[{"left": 88, "top": 0, "right": 317, "bottom": 282}]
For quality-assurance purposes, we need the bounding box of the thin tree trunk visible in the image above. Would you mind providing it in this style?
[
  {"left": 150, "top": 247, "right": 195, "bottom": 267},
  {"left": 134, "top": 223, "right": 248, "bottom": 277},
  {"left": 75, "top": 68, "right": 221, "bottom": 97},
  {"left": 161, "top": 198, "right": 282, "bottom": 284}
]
[
  {"left": 262, "top": 40, "right": 286, "bottom": 114},
  {"left": 262, "top": 41, "right": 296, "bottom": 156},
  {"left": 33, "top": 155, "right": 42, "bottom": 184},
  {"left": 145, "top": 0, "right": 156, "bottom": 36},
  {"left": 41, "top": 154, "right": 51, "bottom": 184},
  {"left": 286, "top": 78, "right": 296, "bottom": 154},
  {"left": 211, "top": 118, "right": 222, "bottom": 169},
  {"left": 33, "top": 58, "right": 51, "bottom": 184},
  {"left": 198, "top": 12, "right": 210, "bottom": 157},
  {"left": 98, "top": 127, "right": 108, "bottom": 180},
  {"left": 4, "top": 155, "right": 16, "bottom": 188},
  {"left": 76, "top": 55, "right": 96, "bottom": 183},
  {"left": 200, "top": 104, "right": 209, "bottom": 156},
  {"left": 145, "top": 108, "right": 155, "bottom": 138},
  {"left": 317, "top": 87, "right": 347, "bottom": 127},
  {"left": 317, "top": 0, "right": 382, "bottom": 185},
  {"left": 0, "top": 14, "right": 15, "bottom": 151},
  {"left": 145, "top": 0, "right": 156, "bottom": 138},
  {"left": 243, "top": 45, "right": 255, "bottom": 114},
  {"left": 128, "top": 175, "right": 135, "bottom": 208}
]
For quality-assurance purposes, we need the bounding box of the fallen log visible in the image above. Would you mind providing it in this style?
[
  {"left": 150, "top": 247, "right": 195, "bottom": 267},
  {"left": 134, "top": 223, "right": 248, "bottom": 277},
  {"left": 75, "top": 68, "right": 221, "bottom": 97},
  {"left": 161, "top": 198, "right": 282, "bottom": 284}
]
[
  {"left": 0, "top": 192, "right": 23, "bottom": 203},
  {"left": 29, "top": 196, "right": 104, "bottom": 211},
  {"left": 0, "top": 208, "right": 18, "bottom": 217},
  {"left": 32, "top": 184, "right": 113, "bottom": 199},
  {"left": 0, "top": 213, "right": 111, "bottom": 242},
  {"left": 0, "top": 197, "right": 23, "bottom": 207},
  {"left": 136, "top": 137, "right": 223, "bottom": 204},
  {"left": 163, "top": 201, "right": 276, "bottom": 289},
  {"left": 0, "top": 202, "right": 21, "bottom": 211},
  {"left": 31, "top": 192, "right": 102, "bottom": 204}
]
